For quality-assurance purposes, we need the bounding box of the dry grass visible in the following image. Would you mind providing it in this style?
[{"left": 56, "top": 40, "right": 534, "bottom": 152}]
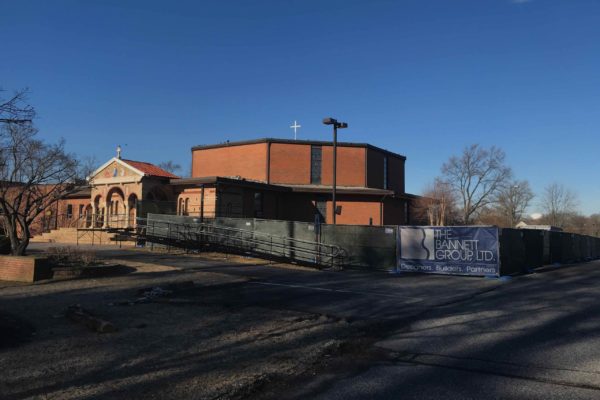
[{"left": 46, "top": 246, "right": 98, "bottom": 267}]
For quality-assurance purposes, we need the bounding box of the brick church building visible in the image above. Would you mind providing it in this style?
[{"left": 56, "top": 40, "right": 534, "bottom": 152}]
[
  {"left": 47, "top": 137, "right": 419, "bottom": 235},
  {"left": 173, "top": 138, "right": 417, "bottom": 225}
]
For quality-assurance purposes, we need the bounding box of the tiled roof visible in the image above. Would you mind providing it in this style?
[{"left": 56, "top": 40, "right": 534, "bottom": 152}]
[{"left": 121, "top": 159, "right": 180, "bottom": 179}]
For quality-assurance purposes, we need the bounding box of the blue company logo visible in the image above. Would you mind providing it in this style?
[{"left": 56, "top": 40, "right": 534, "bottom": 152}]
[{"left": 400, "top": 228, "right": 435, "bottom": 260}]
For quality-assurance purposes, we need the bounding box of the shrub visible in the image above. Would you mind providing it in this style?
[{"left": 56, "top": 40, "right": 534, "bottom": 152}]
[{"left": 46, "top": 246, "right": 97, "bottom": 267}]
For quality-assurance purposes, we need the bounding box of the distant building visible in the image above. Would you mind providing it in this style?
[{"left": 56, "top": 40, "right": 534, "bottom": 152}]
[{"left": 516, "top": 221, "right": 563, "bottom": 232}]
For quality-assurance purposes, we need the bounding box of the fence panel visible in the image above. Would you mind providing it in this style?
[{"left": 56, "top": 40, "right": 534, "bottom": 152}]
[
  {"left": 522, "top": 229, "right": 544, "bottom": 270},
  {"left": 499, "top": 229, "right": 527, "bottom": 275},
  {"left": 322, "top": 225, "right": 397, "bottom": 270}
]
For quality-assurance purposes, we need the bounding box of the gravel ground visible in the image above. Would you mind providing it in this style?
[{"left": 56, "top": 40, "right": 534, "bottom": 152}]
[{"left": 0, "top": 259, "right": 350, "bottom": 400}]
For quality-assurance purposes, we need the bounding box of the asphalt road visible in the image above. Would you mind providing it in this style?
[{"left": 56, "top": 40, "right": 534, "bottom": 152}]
[
  {"left": 28, "top": 244, "right": 600, "bottom": 399},
  {"left": 310, "top": 261, "right": 600, "bottom": 399},
  {"left": 30, "top": 243, "right": 503, "bottom": 321}
]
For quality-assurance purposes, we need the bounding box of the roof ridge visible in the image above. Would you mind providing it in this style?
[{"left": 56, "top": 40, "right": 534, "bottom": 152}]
[{"left": 119, "top": 159, "right": 180, "bottom": 178}]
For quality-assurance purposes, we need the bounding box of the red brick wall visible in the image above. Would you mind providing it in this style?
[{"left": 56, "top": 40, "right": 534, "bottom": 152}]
[
  {"left": 325, "top": 195, "right": 382, "bottom": 225},
  {"left": 58, "top": 198, "right": 91, "bottom": 218},
  {"left": 177, "top": 187, "right": 217, "bottom": 217},
  {"left": 0, "top": 256, "right": 51, "bottom": 282},
  {"left": 269, "top": 143, "right": 311, "bottom": 184},
  {"left": 191, "top": 143, "right": 268, "bottom": 182},
  {"left": 322, "top": 146, "right": 366, "bottom": 187},
  {"left": 190, "top": 142, "right": 402, "bottom": 191}
]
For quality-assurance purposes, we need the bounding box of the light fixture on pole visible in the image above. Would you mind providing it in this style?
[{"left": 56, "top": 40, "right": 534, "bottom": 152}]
[{"left": 322, "top": 117, "right": 348, "bottom": 225}]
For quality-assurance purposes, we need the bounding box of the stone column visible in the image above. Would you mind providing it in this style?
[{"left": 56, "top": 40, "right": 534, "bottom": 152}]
[
  {"left": 124, "top": 203, "right": 130, "bottom": 228},
  {"left": 90, "top": 203, "right": 96, "bottom": 228},
  {"left": 103, "top": 201, "right": 109, "bottom": 228}
]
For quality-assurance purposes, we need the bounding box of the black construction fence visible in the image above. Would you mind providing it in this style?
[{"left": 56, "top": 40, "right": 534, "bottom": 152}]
[
  {"left": 500, "top": 229, "right": 600, "bottom": 275},
  {"left": 144, "top": 214, "right": 600, "bottom": 276}
]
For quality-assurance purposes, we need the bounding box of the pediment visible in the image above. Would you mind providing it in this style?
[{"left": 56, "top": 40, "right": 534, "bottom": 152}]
[{"left": 89, "top": 158, "right": 143, "bottom": 183}]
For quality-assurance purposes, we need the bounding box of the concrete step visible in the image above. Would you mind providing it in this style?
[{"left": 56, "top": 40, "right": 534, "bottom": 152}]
[{"left": 31, "top": 227, "right": 124, "bottom": 245}]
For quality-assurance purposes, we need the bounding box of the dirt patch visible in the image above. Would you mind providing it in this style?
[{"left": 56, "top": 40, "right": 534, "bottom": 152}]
[
  {"left": 128, "top": 247, "right": 320, "bottom": 271},
  {"left": 0, "top": 261, "right": 351, "bottom": 400}
]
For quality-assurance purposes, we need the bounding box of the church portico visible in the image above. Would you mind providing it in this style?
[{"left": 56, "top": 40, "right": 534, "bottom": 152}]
[{"left": 86, "top": 149, "right": 180, "bottom": 229}]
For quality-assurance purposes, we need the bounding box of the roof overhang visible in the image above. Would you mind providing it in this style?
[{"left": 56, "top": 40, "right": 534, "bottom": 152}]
[
  {"left": 191, "top": 138, "right": 407, "bottom": 160},
  {"left": 170, "top": 176, "right": 291, "bottom": 192},
  {"left": 170, "top": 176, "right": 420, "bottom": 199},
  {"left": 286, "top": 184, "right": 395, "bottom": 196}
]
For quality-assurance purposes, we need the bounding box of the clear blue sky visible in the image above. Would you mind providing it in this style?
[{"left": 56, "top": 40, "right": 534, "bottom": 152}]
[{"left": 1, "top": 0, "right": 599, "bottom": 215}]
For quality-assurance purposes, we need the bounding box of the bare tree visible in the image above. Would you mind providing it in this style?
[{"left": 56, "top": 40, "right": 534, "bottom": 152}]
[
  {"left": 441, "top": 144, "right": 512, "bottom": 225},
  {"left": 494, "top": 179, "right": 534, "bottom": 227},
  {"left": 540, "top": 183, "right": 578, "bottom": 228},
  {"left": 158, "top": 160, "right": 181, "bottom": 175},
  {"left": 415, "top": 178, "right": 457, "bottom": 226},
  {"left": 0, "top": 88, "right": 35, "bottom": 124},
  {"left": 75, "top": 155, "right": 99, "bottom": 184},
  {"left": 0, "top": 123, "right": 78, "bottom": 255}
]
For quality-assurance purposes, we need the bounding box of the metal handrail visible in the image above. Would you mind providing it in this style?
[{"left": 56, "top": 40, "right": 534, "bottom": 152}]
[
  {"left": 71, "top": 213, "right": 132, "bottom": 229},
  {"left": 135, "top": 217, "right": 346, "bottom": 269}
]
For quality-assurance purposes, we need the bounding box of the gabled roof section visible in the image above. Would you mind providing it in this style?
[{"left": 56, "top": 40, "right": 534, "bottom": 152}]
[
  {"left": 89, "top": 157, "right": 180, "bottom": 180},
  {"left": 120, "top": 159, "right": 180, "bottom": 179}
]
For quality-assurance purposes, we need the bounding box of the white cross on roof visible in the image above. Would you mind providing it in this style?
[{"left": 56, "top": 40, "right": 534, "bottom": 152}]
[{"left": 290, "top": 120, "right": 301, "bottom": 140}]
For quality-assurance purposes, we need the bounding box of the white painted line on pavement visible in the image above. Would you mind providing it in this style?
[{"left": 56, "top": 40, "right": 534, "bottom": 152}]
[{"left": 250, "top": 281, "right": 423, "bottom": 302}]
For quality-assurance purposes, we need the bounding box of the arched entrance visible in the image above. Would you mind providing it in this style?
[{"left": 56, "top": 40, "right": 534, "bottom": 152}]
[
  {"left": 106, "top": 187, "right": 126, "bottom": 228},
  {"left": 93, "top": 195, "right": 103, "bottom": 228},
  {"left": 127, "top": 194, "right": 138, "bottom": 227},
  {"left": 84, "top": 204, "right": 93, "bottom": 228}
]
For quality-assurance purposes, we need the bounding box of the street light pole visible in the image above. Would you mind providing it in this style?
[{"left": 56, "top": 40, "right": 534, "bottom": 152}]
[
  {"left": 333, "top": 123, "right": 337, "bottom": 225},
  {"left": 323, "top": 117, "right": 348, "bottom": 225}
]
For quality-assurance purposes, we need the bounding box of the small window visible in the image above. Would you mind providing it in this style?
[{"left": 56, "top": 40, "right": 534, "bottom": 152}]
[
  {"left": 383, "top": 156, "right": 388, "bottom": 190},
  {"left": 78, "top": 204, "right": 84, "bottom": 217},
  {"left": 254, "top": 192, "right": 263, "bottom": 218},
  {"left": 67, "top": 204, "right": 73, "bottom": 218},
  {"left": 311, "top": 146, "right": 322, "bottom": 185}
]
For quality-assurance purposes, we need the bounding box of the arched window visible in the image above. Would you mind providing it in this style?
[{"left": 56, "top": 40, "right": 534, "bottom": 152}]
[{"left": 184, "top": 198, "right": 190, "bottom": 216}]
